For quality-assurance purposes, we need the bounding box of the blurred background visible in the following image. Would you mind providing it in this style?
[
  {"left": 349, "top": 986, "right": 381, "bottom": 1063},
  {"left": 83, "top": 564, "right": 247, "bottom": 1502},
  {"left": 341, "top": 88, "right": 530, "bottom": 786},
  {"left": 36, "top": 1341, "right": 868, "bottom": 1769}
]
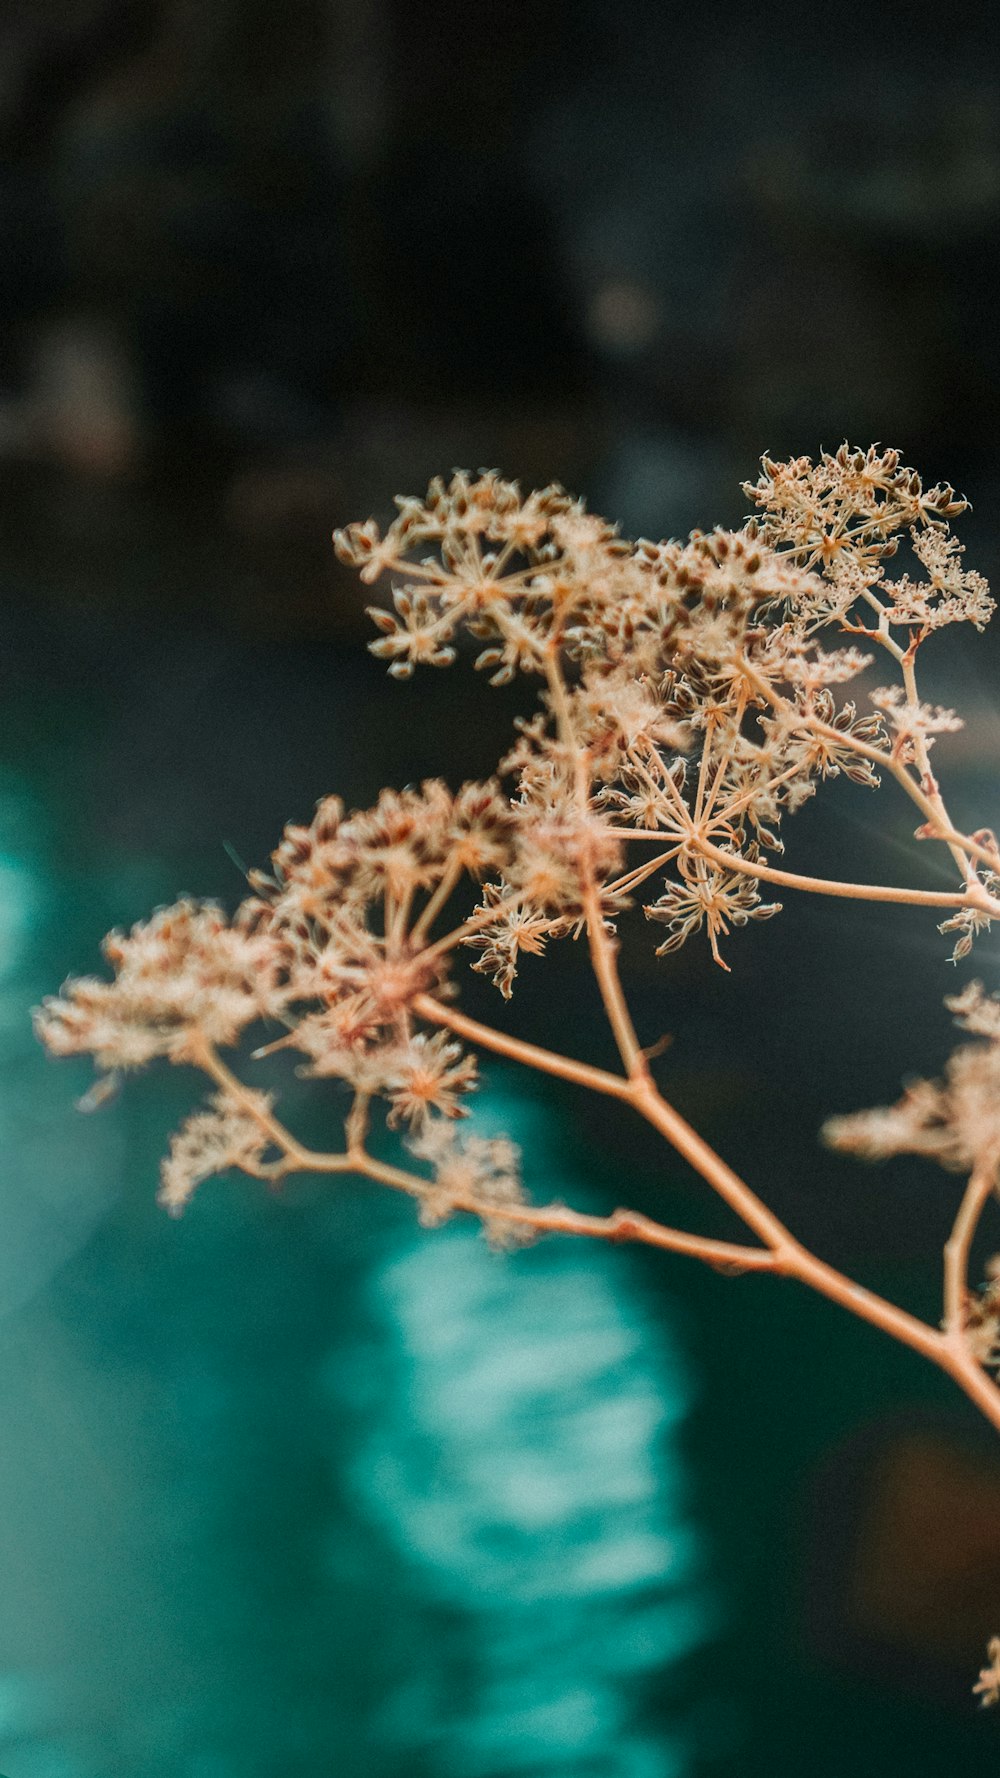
[{"left": 2, "top": 0, "right": 1000, "bottom": 1772}]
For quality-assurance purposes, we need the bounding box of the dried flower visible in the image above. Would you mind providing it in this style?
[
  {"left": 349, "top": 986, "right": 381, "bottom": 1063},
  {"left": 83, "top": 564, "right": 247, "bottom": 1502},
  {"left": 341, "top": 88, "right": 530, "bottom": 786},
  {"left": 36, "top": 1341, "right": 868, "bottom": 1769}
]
[
  {"left": 406, "top": 1118, "right": 529, "bottom": 1247},
  {"left": 974, "top": 1638, "right": 1000, "bottom": 1707},
  {"left": 35, "top": 899, "right": 286, "bottom": 1070},
  {"left": 823, "top": 981, "right": 1000, "bottom": 1175},
  {"left": 159, "top": 1090, "right": 278, "bottom": 1216}
]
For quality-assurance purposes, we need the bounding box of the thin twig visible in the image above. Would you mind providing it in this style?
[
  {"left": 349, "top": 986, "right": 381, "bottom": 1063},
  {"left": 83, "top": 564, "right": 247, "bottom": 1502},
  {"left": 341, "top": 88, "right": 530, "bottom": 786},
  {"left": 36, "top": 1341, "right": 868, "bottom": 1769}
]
[{"left": 944, "top": 1160, "right": 998, "bottom": 1339}]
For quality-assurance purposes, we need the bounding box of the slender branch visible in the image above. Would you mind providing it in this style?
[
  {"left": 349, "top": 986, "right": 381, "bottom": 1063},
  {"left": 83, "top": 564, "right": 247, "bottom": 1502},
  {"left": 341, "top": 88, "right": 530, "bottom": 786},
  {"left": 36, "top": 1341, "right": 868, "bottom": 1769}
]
[
  {"left": 421, "top": 888, "right": 529, "bottom": 963},
  {"left": 580, "top": 889, "right": 649, "bottom": 1081},
  {"left": 410, "top": 858, "right": 464, "bottom": 943},
  {"left": 186, "top": 1034, "right": 355, "bottom": 1173},
  {"left": 607, "top": 845, "right": 684, "bottom": 898},
  {"left": 692, "top": 712, "right": 717, "bottom": 825},
  {"left": 544, "top": 647, "right": 649, "bottom": 1081},
  {"left": 191, "top": 1028, "right": 1000, "bottom": 1425},
  {"left": 809, "top": 717, "right": 997, "bottom": 876},
  {"left": 627, "top": 743, "right": 691, "bottom": 826},
  {"left": 944, "top": 1160, "right": 998, "bottom": 1338},
  {"left": 417, "top": 985, "right": 944, "bottom": 1369},
  {"left": 900, "top": 652, "right": 979, "bottom": 882},
  {"left": 189, "top": 1034, "right": 777, "bottom": 1277},
  {"left": 627, "top": 1072, "right": 954, "bottom": 1369},
  {"left": 421, "top": 891, "right": 962, "bottom": 1375},
  {"left": 412, "top": 992, "right": 634, "bottom": 1101},
  {"left": 711, "top": 757, "right": 807, "bottom": 829},
  {"left": 627, "top": 1075, "right": 798, "bottom": 1254},
  {"left": 604, "top": 824, "right": 996, "bottom": 912},
  {"left": 358, "top": 1152, "right": 777, "bottom": 1273},
  {"left": 416, "top": 986, "right": 799, "bottom": 1259},
  {"left": 345, "top": 1089, "right": 373, "bottom": 1155},
  {"left": 744, "top": 666, "right": 1000, "bottom": 877},
  {"left": 691, "top": 836, "right": 988, "bottom": 911},
  {"left": 605, "top": 824, "right": 985, "bottom": 908}
]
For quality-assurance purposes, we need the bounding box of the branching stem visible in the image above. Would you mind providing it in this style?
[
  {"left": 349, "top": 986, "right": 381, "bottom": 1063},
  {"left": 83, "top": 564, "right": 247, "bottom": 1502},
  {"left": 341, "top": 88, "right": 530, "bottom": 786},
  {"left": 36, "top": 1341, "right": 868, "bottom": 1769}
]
[
  {"left": 690, "top": 837, "right": 992, "bottom": 912},
  {"left": 190, "top": 1017, "right": 1000, "bottom": 1427}
]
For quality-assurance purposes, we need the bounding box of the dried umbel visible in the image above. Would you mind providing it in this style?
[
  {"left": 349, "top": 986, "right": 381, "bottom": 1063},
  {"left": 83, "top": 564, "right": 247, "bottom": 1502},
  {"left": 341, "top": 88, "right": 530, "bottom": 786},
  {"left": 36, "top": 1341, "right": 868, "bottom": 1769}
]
[{"left": 35, "top": 446, "right": 1000, "bottom": 1692}]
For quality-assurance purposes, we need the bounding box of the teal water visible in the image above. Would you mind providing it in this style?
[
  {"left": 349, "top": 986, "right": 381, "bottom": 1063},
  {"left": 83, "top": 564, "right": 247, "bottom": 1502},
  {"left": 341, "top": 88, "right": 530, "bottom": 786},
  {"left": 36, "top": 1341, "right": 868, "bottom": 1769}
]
[{"left": 333, "top": 1098, "right": 714, "bottom": 1776}]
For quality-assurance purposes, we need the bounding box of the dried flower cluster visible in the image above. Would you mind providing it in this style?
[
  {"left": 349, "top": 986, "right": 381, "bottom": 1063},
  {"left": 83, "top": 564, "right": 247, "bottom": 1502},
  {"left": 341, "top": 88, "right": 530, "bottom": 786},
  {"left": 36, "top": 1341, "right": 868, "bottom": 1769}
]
[
  {"left": 35, "top": 447, "right": 1000, "bottom": 1698},
  {"left": 824, "top": 982, "right": 1000, "bottom": 1175}
]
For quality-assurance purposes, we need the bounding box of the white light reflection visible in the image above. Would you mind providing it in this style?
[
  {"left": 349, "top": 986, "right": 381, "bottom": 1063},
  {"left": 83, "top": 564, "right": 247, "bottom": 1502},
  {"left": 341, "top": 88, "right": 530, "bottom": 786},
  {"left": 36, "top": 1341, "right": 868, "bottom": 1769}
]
[{"left": 334, "top": 1089, "right": 717, "bottom": 1777}]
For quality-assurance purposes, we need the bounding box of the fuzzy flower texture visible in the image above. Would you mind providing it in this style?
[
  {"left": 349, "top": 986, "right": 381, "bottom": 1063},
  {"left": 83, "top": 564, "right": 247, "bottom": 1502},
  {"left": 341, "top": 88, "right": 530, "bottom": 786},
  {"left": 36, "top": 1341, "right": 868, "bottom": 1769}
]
[{"left": 35, "top": 447, "right": 1000, "bottom": 1246}]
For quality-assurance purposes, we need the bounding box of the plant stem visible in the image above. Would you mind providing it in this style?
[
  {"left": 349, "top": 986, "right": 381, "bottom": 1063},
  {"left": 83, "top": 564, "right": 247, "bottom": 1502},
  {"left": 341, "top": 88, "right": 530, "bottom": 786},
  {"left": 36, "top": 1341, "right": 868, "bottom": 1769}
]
[
  {"left": 944, "top": 1160, "right": 998, "bottom": 1337},
  {"left": 359, "top": 1151, "right": 777, "bottom": 1272},
  {"left": 189, "top": 1035, "right": 776, "bottom": 1275},
  {"left": 690, "top": 836, "right": 988, "bottom": 911},
  {"left": 413, "top": 992, "right": 634, "bottom": 1101},
  {"left": 545, "top": 646, "right": 650, "bottom": 1080},
  {"left": 187, "top": 1034, "right": 354, "bottom": 1172},
  {"left": 191, "top": 1022, "right": 1000, "bottom": 1430},
  {"left": 418, "top": 985, "right": 947, "bottom": 1372}
]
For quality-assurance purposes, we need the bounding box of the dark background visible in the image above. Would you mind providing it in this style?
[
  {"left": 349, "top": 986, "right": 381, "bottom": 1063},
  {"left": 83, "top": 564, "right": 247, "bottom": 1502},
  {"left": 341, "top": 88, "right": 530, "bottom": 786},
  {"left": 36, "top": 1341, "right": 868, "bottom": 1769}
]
[{"left": 2, "top": 2, "right": 1000, "bottom": 1774}]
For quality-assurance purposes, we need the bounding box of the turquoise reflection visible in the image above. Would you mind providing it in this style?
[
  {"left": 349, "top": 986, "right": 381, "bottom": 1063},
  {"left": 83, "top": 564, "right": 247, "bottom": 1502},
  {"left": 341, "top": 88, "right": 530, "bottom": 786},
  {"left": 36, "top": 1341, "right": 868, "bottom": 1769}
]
[
  {"left": 0, "top": 784, "right": 119, "bottom": 1322},
  {"left": 331, "top": 1091, "right": 715, "bottom": 1777}
]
